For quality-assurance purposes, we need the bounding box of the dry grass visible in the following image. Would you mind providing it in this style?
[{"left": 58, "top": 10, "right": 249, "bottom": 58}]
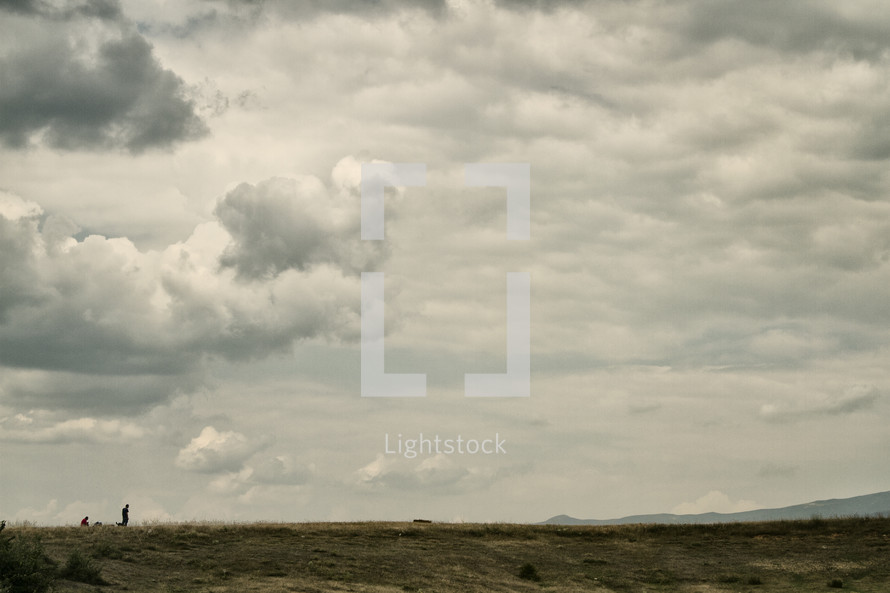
[{"left": 6, "top": 517, "right": 890, "bottom": 592}]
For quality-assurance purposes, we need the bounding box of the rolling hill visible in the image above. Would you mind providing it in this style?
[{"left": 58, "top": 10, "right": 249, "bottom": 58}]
[{"left": 542, "top": 489, "right": 890, "bottom": 525}]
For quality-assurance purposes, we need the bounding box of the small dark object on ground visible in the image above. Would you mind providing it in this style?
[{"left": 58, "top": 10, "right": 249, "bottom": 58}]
[
  {"left": 413, "top": 519, "right": 432, "bottom": 523},
  {"left": 829, "top": 578, "right": 844, "bottom": 588},
  {"left": 518, "top": 562, "right": 541, "bottom": 582}
]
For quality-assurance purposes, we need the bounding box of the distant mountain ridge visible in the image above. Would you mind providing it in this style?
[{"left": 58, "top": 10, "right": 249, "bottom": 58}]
[{"left": 541, "top": 490, "right": 890, "bottom": 525}]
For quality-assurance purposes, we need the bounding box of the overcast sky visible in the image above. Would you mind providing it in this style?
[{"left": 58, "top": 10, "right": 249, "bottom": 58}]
[{"left": 2, "top": 0, "right": 890, "bottom": 525}]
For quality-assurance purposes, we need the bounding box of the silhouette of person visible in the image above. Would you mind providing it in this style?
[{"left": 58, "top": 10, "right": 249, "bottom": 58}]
[
  {"left": 121, "top": 504, "right": 129, "bottom": 526},
  {"left": 81, "top": 516, "right": 89, "bottom": 527}
]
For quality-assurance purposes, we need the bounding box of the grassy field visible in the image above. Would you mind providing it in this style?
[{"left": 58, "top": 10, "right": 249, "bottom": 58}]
[{"left": 4, "top": 517, "right": 890, "bottom": 592}]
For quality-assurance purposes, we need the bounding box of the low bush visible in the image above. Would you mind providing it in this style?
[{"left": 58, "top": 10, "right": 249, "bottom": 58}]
[
  {"left": 59, "top": 548, "right": 107, "bottom": 585},
  {"left": 91, "top": 540, "right": 124, "bottom": 559},
  {"left": 0, "top": 520, "right": 56, "bottom": 593},
  {"left": 518, "top": 562, "right": 541, "bottom": 582}
]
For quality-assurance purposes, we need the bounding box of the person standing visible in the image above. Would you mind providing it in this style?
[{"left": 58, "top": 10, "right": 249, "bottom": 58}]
[{"left": 121, "top": 504, "right": 129, "bottom": 526}]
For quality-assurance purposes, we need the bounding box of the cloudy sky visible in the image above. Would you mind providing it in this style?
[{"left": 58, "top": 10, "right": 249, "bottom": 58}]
[{"left": 2, "top": 0, "right": 890, "bottom": 525}]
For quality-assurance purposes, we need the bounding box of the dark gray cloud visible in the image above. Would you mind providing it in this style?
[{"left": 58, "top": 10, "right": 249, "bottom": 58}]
[
  {"left": 0, "top": 4, "right": 206, "bottom": 152},
  {"left": 0, "top": 0, "right": 121, "bottom": 19},
  {"left": 0, "top": 216, "right": 41, "bottom": 322},
  {"left": 0, "top": 222, "right": 195, "bottom": 377},
  {"left": 70, "top": 0, "right": 120, "bottom": 19},
  {"left": 155, "top": 0, "right": 448, "bottom": 33},
  {"left": 492, "top": 0, "right": 591, "bottom": 11},
  {"left": 0, "top": 212, "right": 205, "bottom": 412},
  {"left": 849, "top": 113, "right": 890, "bottom": 161},
  {"left": 0, "top": 168, "right": 369, "bottom": 414},
  {"left": 684, "top": 0, "right": 890, "bottom": 59},
  {"left": 0, "top": 0, "right": 42, "bottom": 14},
  {"left": 1, "top": 370, "right": 203, "bottom": 415},
  {"left": 215, "top": 177, "right": 385, "bottom": 280},
  {"left": 252, "top": 0, "right": 447, "bottom": 19}
]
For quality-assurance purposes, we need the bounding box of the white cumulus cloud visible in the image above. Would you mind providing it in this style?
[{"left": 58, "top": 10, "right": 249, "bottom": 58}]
[{"left": 175, "top": 426, "right": 266, "bottom": 473}]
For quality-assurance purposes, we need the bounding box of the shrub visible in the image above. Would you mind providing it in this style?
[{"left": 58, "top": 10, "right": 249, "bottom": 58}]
[
  {"left": 0, "top": 521, "right": 57, "bottom": 593},
  {"left": 518, "top": 562, "right": 541, "bottom": 582},
  {"left": 59, "top": 548, "right": 107, "bottom": 585},
  {"left": 91, "top": 541, "right": 124, "bottom": 559},
  {"left": 828, "top": 578, "right": 844, "bottom": 588}
]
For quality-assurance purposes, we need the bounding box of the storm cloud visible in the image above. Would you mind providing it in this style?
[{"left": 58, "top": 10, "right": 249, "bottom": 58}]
[
  {"left": 0, "top": 161, "right": 373, "bottom": 413},
  {"left": 215, "top": 172, "right": 384, "bottom": 280},
  {"left": 0, "top": 1, "right": 206, "bottom": 151}
]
